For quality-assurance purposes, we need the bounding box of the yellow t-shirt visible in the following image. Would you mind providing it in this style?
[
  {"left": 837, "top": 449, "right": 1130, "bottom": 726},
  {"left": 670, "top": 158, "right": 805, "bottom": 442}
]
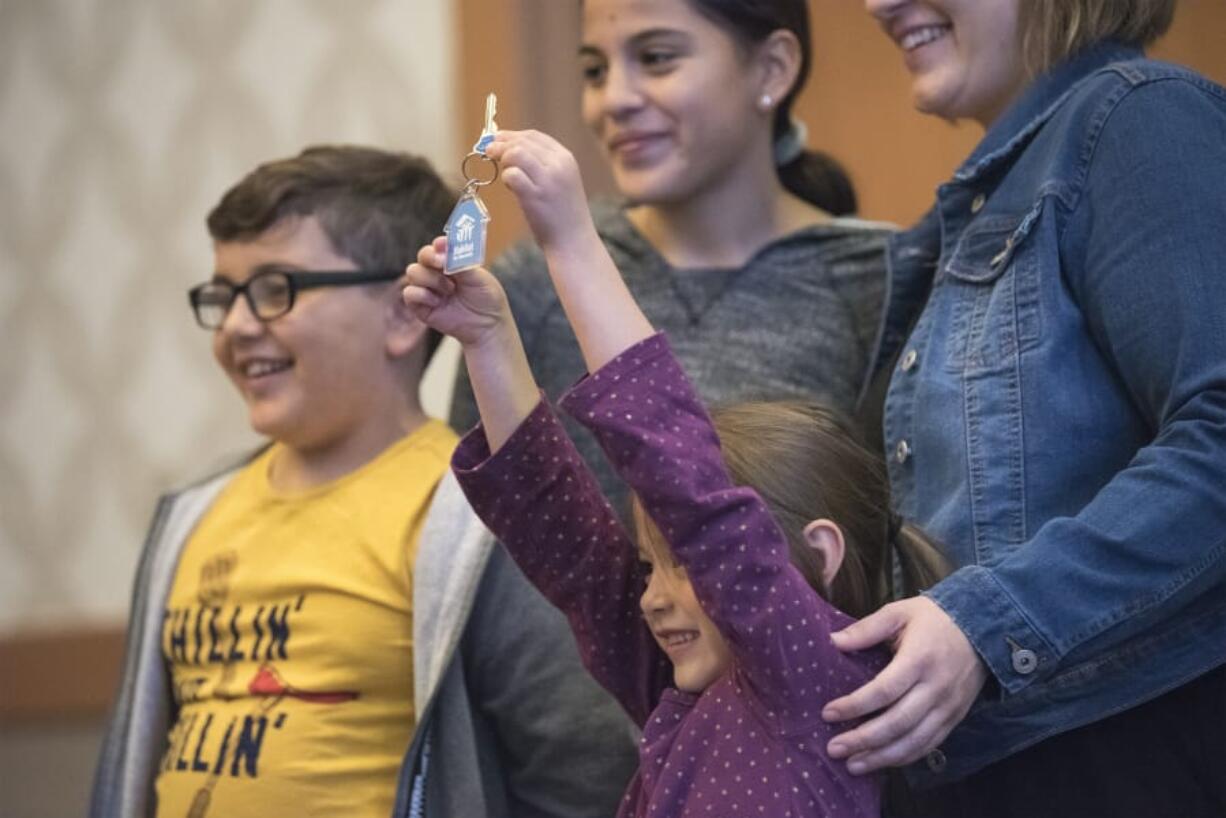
[{"left": 154, "top": 420, "right": 457, "bottom": 818}]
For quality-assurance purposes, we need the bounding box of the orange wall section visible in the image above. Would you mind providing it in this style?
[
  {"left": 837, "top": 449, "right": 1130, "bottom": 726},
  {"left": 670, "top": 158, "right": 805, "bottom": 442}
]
[
  {"left": 459, "top": 0, "right": 1226, "bottom": 250},
  {"left": 801, "top": 0, "right": 1226, "bottom": 227}
]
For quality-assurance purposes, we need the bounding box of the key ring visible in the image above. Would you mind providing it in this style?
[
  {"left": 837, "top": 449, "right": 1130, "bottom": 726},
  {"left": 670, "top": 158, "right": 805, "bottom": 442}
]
[
  {"left": 461, "top": 151, "right": 499, "bottom": 189},
  {"left": 445, "top": 93, "right": 498, "bottom": 275}
]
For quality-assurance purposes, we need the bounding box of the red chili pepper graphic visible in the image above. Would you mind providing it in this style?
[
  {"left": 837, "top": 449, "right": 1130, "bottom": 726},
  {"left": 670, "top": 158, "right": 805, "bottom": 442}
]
[{"left": 247, "top": 664, "right": 358, "bottom": 704}]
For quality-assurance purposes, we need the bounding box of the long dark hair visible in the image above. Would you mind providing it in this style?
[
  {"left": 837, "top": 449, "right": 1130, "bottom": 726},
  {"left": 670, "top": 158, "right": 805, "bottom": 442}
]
[{"left": 685, "top": 0, "right": 858, "bottom": 216}]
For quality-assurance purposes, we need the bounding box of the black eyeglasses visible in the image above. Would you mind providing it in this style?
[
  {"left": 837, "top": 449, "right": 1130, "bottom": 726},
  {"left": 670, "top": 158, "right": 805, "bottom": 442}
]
[{"left": 188, "top": 268, "right": 403, "bottom": 330}]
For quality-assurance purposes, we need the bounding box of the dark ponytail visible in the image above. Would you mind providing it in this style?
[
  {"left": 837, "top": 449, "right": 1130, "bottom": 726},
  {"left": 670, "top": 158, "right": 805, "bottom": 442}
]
[
  {"left": 684, "top": 0, "right": 858, "bottom": 215},
  {"left": 778, "top": 150, "right": 858, "bottom": 217}
]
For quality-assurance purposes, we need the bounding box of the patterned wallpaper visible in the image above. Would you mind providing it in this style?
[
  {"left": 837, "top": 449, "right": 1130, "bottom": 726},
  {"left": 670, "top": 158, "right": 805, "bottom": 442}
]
[{"left": 0, "top": 0, "right": 460, "bottom": 634}]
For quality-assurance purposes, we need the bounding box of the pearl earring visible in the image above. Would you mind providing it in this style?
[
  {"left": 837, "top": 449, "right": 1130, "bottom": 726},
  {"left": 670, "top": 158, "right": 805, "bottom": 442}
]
[{"left": 759, "top": 94, "right": 773, "bottom": 111}]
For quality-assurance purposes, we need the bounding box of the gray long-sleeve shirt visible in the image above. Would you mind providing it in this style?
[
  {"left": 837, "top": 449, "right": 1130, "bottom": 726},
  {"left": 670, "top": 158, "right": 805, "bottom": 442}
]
[{"left": 450, "top": 202, "right": 891, "bottom": 515}]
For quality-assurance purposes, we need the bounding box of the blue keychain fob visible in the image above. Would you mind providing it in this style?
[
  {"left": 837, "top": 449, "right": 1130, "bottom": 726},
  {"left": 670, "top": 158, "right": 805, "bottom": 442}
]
[
  {"left": 445, "top": 93, "right": 499, "bottom": 275},
  {"left": 444, "top": 192, "right": 491, "bottom": 274}
]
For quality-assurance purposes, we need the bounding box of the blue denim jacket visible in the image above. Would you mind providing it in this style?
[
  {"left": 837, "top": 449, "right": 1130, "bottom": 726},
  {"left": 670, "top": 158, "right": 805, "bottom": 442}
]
[{"left": 872, "top": 43, "right": 1226, "bottom": 786}]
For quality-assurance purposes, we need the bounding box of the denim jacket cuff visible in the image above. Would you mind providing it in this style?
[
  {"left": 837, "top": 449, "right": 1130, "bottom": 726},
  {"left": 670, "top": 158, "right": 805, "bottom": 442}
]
[{"left": 925, "top": 565, "right": 1056, "bottom": 695}]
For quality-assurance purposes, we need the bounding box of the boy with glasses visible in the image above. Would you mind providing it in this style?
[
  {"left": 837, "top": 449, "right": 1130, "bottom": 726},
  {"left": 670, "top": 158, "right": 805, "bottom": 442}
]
[{"left": 91, "top": 146, "right": 635, "bottom": 818}]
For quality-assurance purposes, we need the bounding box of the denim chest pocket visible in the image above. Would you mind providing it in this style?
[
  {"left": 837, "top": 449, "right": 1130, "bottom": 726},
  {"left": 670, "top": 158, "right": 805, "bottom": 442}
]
[{"left": 940, "top": 205, "right": 1044, "bottom": 375}]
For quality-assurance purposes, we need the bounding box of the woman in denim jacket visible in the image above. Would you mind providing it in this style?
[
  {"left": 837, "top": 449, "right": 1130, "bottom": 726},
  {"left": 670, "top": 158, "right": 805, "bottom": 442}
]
[{"left": 819, "top": 1, "right": 1226, "bottom": 815}]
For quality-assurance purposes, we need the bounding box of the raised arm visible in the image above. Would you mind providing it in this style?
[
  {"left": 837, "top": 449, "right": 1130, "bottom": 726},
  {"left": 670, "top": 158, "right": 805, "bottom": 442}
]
[
  {"left": 486, "top": 130, "right": 881, "bottom": 719},
  {"left": 559, "top": 334, "right": 883, "bottom": 725},
  {"left": 450, "top": 398, "right": 672, "bottom": 725},
  {"left": 406, "top": 238, "right": 673, "bottom": 722},
  {"left": 484, "top": 130, "right": 654, "bottom": 371},
  {"left": 403, "top": 238, "right": 538, "bottom": 452}
]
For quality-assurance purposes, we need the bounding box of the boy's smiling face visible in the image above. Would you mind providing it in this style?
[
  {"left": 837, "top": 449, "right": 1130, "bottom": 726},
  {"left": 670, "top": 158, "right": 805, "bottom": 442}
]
[{"left": 210, "top": 215, "right": 405, "bottom": 455}]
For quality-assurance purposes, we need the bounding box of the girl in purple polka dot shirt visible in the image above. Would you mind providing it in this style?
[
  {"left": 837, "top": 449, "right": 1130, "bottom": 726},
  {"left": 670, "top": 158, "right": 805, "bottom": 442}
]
[{"left": 403, "top": 129, "right": 945, "bottom": 818}]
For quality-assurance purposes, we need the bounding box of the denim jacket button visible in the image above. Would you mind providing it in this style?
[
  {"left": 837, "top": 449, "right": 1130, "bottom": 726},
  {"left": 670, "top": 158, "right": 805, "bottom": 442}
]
[
  {"left": 970, "top": 193, "right": 986, "bottom": 214},
  {"left": 895, "top": 439, "right": 912, "bottom": 464},
  {"left": 926, "top": 749, "right": 948, "bottom": 774},
  {"left": 901, "top": 349, "right": 919, "bottom": 372},
  {"left": 1011, "top": 647, "right": 1039, "bottom": 675}
]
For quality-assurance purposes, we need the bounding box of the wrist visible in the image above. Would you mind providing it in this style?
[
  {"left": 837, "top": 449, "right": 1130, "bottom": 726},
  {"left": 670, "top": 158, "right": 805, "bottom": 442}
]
[
  {"left": 540, "top": 218, "right": 602, "bottom": 265},
  {"left": 461, "top": 312, "right": 540, "bottom": 452},
  {"left": 461, "top": 313, "right": 518, "bottom": 359}
]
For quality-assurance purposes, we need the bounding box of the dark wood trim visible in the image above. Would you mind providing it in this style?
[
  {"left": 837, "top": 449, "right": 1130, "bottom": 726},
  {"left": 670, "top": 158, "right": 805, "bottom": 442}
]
[
  {"left": 0, "top": 628, "right": 126, "bottom": 724},
  {"left": 456, "top": 0, "right": 530, "bottom": 258},
  {"left": 455, "top": 0, "right": 614, "bottom": 258}
]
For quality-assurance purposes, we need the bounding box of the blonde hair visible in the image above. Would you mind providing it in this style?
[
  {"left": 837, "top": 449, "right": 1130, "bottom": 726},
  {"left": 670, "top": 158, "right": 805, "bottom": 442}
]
[
  {"left": 632, "top": 401, "right": 948, "bottom": 619},
  {"left": 1019, "top": 0, "right": 1176, "bottom": 74}
]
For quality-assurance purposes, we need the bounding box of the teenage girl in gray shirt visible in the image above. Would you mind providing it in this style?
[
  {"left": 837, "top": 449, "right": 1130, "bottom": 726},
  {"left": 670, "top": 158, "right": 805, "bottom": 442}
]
[{"left": 450, "top": 0, "right": 891, "bottom": 512}]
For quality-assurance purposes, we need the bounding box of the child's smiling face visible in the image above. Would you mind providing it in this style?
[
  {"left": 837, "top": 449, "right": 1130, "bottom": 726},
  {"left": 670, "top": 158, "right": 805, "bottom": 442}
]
[{"left": 636, "top": 516, "right": 733, "bottom": 693}]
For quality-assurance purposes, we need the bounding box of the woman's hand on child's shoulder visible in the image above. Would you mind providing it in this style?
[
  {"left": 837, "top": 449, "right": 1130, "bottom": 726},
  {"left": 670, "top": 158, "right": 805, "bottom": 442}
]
[
  {"left": 485, "top": 130, "right": 594, "bottom": 254},
  {"left": 821, "top": 596, "right": 988, "bottom": 774},
  {"left": 403, "top": 236, "right": 510, "bottom": 349}
]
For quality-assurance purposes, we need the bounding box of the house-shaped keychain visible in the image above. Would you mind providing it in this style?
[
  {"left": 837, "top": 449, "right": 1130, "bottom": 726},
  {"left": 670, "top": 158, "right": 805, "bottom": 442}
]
[
  {"left": 445, "top": 93, "right": 498, "bottom": 275},
  {"left": 444, "top": 191, "right": 490, "bottom": 274}
]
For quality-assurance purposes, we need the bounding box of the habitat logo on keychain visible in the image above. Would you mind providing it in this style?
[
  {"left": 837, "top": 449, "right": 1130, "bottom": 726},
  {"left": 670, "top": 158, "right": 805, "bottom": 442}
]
[
  {"left": 445, "top": 196, "right": 489, "bottom": 273},
  {"left": 446, "top": 93, "right": 499, "bottom": 275}
]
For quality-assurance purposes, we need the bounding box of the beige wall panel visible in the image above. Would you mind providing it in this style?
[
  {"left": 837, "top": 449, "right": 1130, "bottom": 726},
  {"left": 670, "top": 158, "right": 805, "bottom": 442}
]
[{"left": 0, "top": 0, "right": 458, "bottom": 634}]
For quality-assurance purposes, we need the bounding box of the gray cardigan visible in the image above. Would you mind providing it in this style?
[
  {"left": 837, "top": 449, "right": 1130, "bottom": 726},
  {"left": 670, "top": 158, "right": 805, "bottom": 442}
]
[{"left": 91, "top": 466, "right": 636, "bottom": 818}]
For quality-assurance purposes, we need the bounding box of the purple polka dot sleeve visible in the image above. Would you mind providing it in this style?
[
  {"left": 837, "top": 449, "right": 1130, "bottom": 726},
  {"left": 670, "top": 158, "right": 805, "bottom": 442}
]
[
  {"left": 453, "top": 394, "right": 673, "bottom": 726},
  {"left": 558, "top": 334, "right": 881, "bottom": 728}
]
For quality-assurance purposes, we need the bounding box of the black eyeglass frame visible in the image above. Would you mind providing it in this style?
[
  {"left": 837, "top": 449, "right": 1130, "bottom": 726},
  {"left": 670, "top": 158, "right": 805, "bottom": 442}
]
[{"left": 188, "top": 268, "right": 403, "bottom": 330}]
